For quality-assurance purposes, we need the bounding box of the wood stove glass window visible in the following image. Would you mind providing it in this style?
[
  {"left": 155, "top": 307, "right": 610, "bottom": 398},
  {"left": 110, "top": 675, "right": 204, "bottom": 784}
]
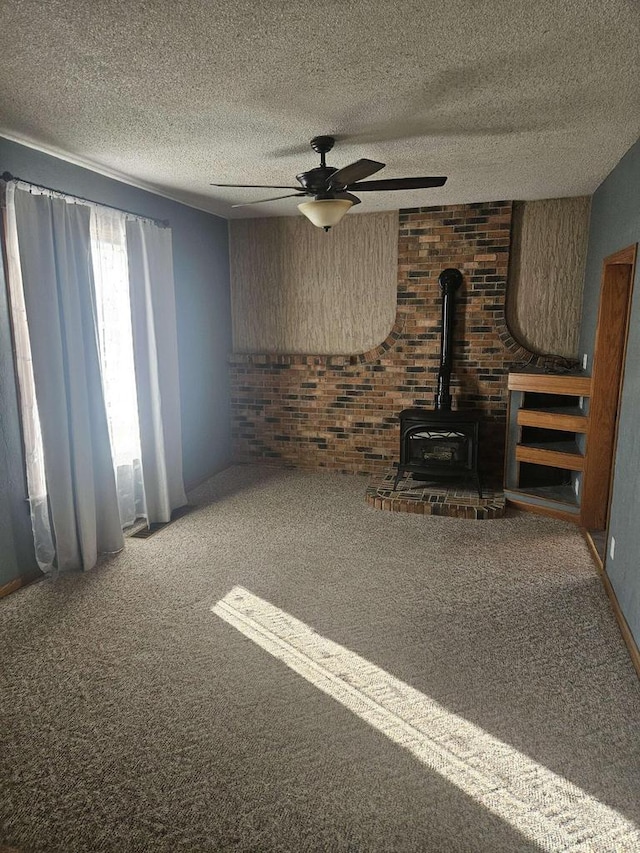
[{"left": 408, "top": 429, "right": 471, "bottom": 471}]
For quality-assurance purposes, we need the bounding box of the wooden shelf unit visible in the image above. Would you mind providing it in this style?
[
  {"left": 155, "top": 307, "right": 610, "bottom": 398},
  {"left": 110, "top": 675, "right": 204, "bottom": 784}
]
[
  {"left": 504, "top": 370, "right": 592, "bottom": 522},
  {"left": 516, "top": 408, "right": 587, "bottom": 433}
]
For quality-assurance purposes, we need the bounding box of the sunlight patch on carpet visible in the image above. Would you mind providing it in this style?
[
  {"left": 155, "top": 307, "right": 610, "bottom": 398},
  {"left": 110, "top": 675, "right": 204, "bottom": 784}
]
[{"left": 212, "top": 586, "right": 639, "bottom": 853}]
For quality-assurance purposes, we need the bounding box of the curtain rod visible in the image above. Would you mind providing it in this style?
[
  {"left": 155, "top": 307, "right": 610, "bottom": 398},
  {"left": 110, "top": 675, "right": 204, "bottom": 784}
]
[{"left": 1, "top": 171, "right": 170, "bottom": 228}]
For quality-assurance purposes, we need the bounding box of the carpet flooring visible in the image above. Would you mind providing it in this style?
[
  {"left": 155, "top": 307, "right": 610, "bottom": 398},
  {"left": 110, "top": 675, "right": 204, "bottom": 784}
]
[{"left": 1, "top": 464, "right": 639, "bottom": 852}]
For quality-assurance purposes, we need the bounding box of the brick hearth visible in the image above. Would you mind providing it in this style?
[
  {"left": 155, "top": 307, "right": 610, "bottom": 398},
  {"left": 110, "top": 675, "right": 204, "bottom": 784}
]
[{"left": 366, "top": 471, "right": 506, "bottom": 520}]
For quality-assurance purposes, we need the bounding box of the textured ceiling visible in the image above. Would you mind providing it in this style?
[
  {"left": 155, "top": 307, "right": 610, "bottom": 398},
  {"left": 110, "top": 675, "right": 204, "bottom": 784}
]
[{"left": 1, "top": 0, "right": 639, "bottom": 218}]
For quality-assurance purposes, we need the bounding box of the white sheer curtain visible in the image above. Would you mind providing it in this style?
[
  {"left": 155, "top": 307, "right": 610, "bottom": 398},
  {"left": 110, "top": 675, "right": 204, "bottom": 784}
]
[
  {"left": 90, "top": 207, "right": 146, "bottom": 528},
  {"left": 5, "top": 184, "right": 124, "bottom": 572},
  {"left": 126, "top": 219, "right": 187, "bottom": 523},
  {"left": 4, "top": 182, "right": 186, "bottom": 573},
  {"left": 4, "top": 184, "right": 55, "bottom": 571}
]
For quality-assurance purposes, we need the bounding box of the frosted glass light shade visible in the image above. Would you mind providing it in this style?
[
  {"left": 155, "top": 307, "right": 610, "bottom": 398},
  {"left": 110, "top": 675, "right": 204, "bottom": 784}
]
[{"left": 298, "top": 198, "right": 353, "bottom": 229}]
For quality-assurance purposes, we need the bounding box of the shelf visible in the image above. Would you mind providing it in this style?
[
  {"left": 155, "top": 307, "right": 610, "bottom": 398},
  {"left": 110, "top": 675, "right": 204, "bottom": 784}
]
[
  {"left": 517, "top": 407, "right": 588, "bottom": 433},
  {"left": 506, "top": 370, "right": 591, "bottom": 523},
  {"left": 523, "top": 405, "right": 584, "bottom": 415},
  {"left": 506, "top": 484, "right": 579, "bottom": 507},
  {"left": 504, "top": 488, "right": 580, "bottom": 521},
  {"left": 515, "top": 442, "right": 584, "bottom": 471},
  {"left": 520, "top": 439, "right": 581, "bottom": 452},
  {"left": 508, "top": 371, "right": 591, "bottom": 396}
]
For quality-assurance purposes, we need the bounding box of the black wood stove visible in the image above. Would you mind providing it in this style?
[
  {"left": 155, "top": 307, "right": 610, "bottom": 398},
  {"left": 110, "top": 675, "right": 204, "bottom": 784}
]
[{"left": 394, "top": 268, "right": 482, "bottom": 496}]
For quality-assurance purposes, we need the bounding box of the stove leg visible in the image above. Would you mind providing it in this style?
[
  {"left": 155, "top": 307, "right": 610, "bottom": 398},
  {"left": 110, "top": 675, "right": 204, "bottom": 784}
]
[
  {"left": 475, "top": 474, "right": 483, "bottom": 500},
  {"left": 393, "top": 466, "right": 404, "bottom": 490}
]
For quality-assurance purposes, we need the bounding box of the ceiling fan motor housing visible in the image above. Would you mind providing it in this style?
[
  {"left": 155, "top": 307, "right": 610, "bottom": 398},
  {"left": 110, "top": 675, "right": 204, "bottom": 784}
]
[{"left": 296, "top": 165, "right": 339, "bottom": 194}]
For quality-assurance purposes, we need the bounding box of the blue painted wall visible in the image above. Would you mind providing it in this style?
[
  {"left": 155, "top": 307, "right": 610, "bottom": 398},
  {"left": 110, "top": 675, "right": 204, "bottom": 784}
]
[
  {"left": 578, "top": 136, "right": 640, "bottom": 647},
  {"left": 0, "top": 138, "right": 232, "bottom": 586}
]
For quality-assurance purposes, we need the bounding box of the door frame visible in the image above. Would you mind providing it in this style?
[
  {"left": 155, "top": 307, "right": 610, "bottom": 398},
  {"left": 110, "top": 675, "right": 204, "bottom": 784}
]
[{"left": 581, "top": 244, "right": 637, "bottom": 531}]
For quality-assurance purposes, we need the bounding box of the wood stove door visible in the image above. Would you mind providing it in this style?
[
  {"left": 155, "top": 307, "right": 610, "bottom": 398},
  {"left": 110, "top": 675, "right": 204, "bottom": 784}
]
[{"left": 394, "top": 416, "right": 481, "bottom": 496}]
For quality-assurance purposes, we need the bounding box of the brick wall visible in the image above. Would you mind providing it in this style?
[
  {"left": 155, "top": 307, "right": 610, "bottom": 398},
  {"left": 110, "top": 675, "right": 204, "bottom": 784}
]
[{"left": 229, "top": 201, "right": 534, "bottom": 480}]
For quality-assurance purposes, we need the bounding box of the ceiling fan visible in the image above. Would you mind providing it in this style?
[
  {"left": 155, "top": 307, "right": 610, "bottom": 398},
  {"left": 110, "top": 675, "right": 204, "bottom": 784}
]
[{"left": 211, "top": 135, "right": 447, "bottom": 231}]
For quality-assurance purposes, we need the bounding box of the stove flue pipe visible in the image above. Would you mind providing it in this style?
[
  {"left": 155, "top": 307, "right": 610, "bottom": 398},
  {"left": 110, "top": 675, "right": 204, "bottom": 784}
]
[{"left": 434, "top": 267, "right": 463, "bottom": 411}]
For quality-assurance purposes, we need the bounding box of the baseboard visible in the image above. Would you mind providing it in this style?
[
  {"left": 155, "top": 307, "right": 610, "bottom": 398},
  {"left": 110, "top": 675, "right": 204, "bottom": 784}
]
[
  {"left": 583, "top": 529, "right": 640, "bottom": 679},
  {"left": 0, "top": 572, "right": 41, "bottom": 599},
  {"left": 583, "top": 529, "right": 604, "bottom": 572},
  {"left": 506, "top": 498, "right": 580, "bottom": 524},
  {"left": 184, "top": 459, "right": 234, "bottom": 492}
]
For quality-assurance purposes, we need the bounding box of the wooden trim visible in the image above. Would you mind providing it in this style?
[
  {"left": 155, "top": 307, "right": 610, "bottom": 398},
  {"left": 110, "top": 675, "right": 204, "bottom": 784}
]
[
  {"left": 0, "top": 578, "right": 25, "bottom": 598},
  {"left": 517, "top": 409, "right": 588, "bottom": 432},
  {"left": 508, "top": 373, "right": 592, "bottom": 395},
  {"left": 600, "top": 570, "right": 640, "bottom": 679},
  {"left": 503, "top": 387, "right": 516, "bottom": 489},
  {"left": 505, "top": 486, "right": 579, "bottom": 509},
  {"left": 506, "top": 498, "right": 580, "bottom": 523},
  {"left": 583, "top": 531, "right": 640, "bottom": 679},
  {"left": 582, "top": 528, "right": 604, "bottom": 572},
  {"left": 605, "top": 246, "right": 637, "bottom": 529},
  {"left": 581, "top": 245, "right": 637, "bottom": 529},
  {"left": 604, "top": 245, "right": 637, "bottom": 266},
  {"left": 515, "top": 444, "right": 584, "bottom": 471},
  {"left": 0, "top": 573, "right": 40, "bottom": 599}
]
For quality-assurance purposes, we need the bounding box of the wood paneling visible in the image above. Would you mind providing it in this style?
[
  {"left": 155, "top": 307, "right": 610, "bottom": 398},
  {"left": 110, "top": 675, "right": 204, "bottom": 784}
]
[
  {"left": 507, "top": 197, "right": 591, "bottom": 358},
  {"left": 229, "top": 212, "right": 398, "bottom": 354}
]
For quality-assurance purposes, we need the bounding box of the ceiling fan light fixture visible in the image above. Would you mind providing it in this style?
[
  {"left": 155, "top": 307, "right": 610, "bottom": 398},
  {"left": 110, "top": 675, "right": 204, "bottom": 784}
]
[{"left": 297, "top": 198, "right": 353, "bottom": 231}]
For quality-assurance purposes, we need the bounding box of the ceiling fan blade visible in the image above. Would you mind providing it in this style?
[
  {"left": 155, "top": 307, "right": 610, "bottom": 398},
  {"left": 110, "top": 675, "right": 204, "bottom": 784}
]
[
  {"left": 334, "top": 192, "right": 361, "bottom": 206},
  {"left": 211, "top": 183, "right": 303, "bottom": 190},
  {"left": 328, "top": 159, "right": 385, "bottom": 188},
  {"left": 347, "top": 176, "right": 447, "bottom": 192},
  {"left": 231, "top": 193, "right": 307, "bottom": 208}
]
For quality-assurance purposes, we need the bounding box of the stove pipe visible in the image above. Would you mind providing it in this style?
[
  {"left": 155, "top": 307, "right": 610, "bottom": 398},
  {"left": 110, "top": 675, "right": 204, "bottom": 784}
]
[{"left": 435, "top": 268, "right": 463, "bottom": 411}]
